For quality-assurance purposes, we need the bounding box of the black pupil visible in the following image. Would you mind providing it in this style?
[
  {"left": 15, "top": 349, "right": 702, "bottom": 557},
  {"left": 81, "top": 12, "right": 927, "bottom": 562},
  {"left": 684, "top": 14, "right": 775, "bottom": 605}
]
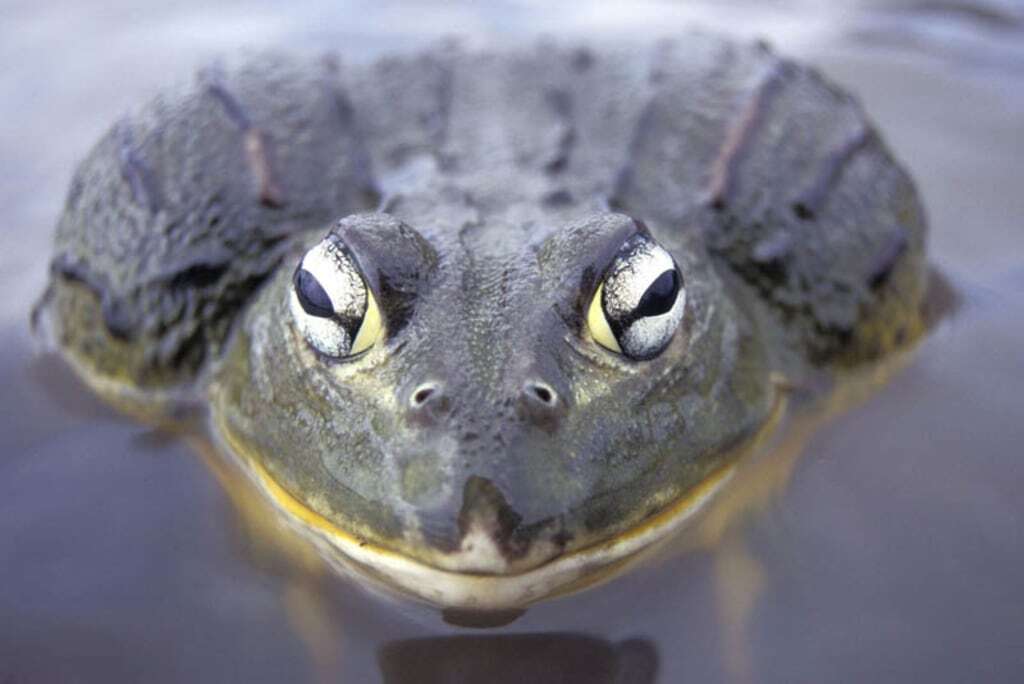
[
  {"left": 294, "top": 268, "right": 334, "bottom": 318},
  {"left": 635, "top": 269, "right": 680, "bottom": 318}
]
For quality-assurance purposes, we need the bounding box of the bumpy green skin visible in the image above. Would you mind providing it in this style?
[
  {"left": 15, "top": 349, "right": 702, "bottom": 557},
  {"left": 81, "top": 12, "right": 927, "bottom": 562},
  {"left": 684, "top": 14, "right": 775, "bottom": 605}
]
[
  {"left": 42, "top": 36, "right": 928, "bottom": 573},
  {"left": 45, "top": 53, "right": 379, "bottom": 390}
]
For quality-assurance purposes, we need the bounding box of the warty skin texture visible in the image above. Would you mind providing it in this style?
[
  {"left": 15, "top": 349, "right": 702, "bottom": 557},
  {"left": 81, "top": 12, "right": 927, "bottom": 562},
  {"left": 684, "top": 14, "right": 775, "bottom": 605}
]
[{"left": 40, "top": 36, "right": 928, "bottom": 603}]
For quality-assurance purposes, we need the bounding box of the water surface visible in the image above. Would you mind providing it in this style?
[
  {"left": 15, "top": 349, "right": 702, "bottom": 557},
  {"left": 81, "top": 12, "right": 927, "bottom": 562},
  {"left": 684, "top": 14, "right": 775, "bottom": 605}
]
[{"left": 2, "top": 1, "right": 1022, "bottom": 682}]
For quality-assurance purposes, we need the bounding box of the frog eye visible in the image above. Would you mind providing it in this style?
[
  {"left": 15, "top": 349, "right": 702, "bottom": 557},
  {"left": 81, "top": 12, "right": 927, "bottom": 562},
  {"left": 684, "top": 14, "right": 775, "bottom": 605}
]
[
  {"left": 586, "top": 235, "right": 686, "bottom": 360},
  {"left": 288, "top": 237, "right": 383, "bottom": 358}
]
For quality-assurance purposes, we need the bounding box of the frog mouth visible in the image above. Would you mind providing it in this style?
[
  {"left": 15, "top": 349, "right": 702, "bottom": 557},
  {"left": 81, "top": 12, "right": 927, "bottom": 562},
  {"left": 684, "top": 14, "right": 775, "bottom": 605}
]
[
  {"left": 214, "top": 389, "right": 788, "bottom": 611},
  {"left": 240, "top": 445, "right": 735, "bottom": 610}
]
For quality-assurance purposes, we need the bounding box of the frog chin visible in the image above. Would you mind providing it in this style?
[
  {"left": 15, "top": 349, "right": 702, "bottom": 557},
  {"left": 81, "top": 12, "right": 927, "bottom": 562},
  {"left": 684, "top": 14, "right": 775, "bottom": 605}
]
[{"left": 436, "top": 521, "right": 562, "bottom": 575}]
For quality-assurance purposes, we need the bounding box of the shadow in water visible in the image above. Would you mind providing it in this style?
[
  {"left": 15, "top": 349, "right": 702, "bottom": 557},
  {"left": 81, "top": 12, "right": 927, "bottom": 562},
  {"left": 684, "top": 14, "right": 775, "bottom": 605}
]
[
  {"left": 22, "top": 351, "right": 122, "bottom": 422},
  {"left": 378, "top": 633, "right": 658, "bottom": 684}
]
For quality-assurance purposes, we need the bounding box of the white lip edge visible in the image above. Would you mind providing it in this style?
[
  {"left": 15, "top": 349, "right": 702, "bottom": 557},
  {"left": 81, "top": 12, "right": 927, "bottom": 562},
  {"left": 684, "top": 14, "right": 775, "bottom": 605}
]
[{"left": 247, "top": 457, "right": 736, "bottom": 611}]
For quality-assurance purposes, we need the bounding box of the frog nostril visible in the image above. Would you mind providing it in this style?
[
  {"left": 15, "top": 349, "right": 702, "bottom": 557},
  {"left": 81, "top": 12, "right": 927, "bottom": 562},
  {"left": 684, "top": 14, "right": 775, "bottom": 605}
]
[
  {"left": 410, "top": 383, "right": 440, "bottom": 409},
  {"left": 407, "top": 382, "right": 449, "bottom": 426},
  {"left": 523, "top": 381, "right": 558, "bottom": 408},
  {"left": 412, "top": 386, "right": 435, "bottom": 406},
  {"left": 518, "top": 381, "right": 564, "bottom": 431}
]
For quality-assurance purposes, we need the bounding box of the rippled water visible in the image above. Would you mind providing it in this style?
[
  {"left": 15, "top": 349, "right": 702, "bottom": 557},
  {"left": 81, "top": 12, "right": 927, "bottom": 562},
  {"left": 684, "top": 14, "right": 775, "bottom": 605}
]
[{"left": 2, "top": 1, "right": 1023, "bottom": 682}]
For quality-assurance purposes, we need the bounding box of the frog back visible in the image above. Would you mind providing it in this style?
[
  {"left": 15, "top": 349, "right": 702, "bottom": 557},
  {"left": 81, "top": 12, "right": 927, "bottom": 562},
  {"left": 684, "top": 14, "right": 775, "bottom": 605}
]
[
  {"left": 604, "top": 36, "right": 928, "bottom": 363},
  {"left": 359, "top": 36, "right": 928, "bottom": 365}
]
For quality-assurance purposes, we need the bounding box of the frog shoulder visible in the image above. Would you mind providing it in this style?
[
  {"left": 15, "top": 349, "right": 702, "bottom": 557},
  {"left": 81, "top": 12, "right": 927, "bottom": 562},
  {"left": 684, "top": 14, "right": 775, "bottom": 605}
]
[
  {"left": 45, "top": 52, "right": 381, "bottom": 397},
  {"left": 610, "top": 34, "right": 928, "bottom": 363}
]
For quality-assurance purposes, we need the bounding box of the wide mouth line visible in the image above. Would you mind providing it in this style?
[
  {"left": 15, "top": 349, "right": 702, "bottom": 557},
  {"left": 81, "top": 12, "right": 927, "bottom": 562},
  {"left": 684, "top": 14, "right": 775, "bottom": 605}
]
[
  {"left": 208, "top": 382, "right": 788, "bottom": 608},
  {"left": 240, "top": 437, "right": 735, "bottom": 580},
  {"left": 211, "top": 383, "right": 789, "bottom": 580}
]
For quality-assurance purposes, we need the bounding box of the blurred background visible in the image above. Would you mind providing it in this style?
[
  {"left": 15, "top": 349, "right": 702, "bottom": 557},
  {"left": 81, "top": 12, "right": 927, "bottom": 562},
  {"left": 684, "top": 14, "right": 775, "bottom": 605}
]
[{"left": 1, "top": 1, "right": 1022, "bottom": 682}]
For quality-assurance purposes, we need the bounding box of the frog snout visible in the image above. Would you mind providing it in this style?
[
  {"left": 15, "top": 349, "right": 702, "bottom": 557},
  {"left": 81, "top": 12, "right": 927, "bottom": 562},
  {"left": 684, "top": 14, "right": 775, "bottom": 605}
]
[
  {"left": 398, "top": 374, "right": 574, "bottom": 572},
  {"left": 404, "top": 377, "right": 568, "bottom": 431}
]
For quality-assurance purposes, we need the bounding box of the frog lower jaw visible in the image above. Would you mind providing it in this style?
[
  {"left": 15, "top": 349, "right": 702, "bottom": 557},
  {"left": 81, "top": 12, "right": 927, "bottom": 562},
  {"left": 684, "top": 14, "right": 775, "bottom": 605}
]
[{"left": 248, "top": 450, "right": 735, "bottom": 610}]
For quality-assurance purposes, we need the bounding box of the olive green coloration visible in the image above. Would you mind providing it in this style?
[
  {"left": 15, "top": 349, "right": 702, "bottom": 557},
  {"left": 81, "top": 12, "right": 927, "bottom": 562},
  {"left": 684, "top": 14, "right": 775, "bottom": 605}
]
[{"left": 38, "top": 35, "right": 928, "bottom": 607}]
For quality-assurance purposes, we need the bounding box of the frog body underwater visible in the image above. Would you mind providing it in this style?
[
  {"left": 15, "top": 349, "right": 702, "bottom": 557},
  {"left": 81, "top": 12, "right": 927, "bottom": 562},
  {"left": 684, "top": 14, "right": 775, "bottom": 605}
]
[{"left": 39, "top": 35, "right": 928, "bottom": 609}]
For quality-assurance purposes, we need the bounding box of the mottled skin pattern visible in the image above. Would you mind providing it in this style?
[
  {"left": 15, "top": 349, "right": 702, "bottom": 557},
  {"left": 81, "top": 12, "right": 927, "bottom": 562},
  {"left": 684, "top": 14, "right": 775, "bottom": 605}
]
[{"left": 40, "top": 36, "right": 928, "bottom": 590}]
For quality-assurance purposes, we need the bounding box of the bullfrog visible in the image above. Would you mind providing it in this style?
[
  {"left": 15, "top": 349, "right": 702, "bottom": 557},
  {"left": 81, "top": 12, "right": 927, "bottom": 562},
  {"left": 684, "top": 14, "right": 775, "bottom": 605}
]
[{"left": 36, "top": 35, "right": 929, "bottom": 611}]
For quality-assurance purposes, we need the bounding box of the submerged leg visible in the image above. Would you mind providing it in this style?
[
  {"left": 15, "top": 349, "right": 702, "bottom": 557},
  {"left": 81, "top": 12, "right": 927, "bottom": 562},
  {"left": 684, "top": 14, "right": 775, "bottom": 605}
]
[{"left": 713, "top": 536, "right": 764, "bottom": 684}]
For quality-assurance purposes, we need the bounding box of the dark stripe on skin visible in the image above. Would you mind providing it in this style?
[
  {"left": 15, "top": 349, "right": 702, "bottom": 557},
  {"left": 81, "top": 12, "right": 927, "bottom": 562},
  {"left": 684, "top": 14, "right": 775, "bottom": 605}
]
[
  {"left": 51, "top": 254, "right": 136, "bottom": 339},
  {"left": 431, "top": 59, "right": 455, "bottom": 148},
  {"left": 613, "top": 40, "right": 737, "bottom": 213},
  {"left": 115, "top": 121, "right": 160, "bottom": 214},
  {"left": 609, "top": 100, "right": 658, "bottom": 211},
  {"left": 202, "top": 75, "right": 252, "bottom": 129},
  {"left": 542, "top": 88, "right": 576, "bottom": 174},
  {"left": 705, "top": 58, "right": 788, "bottom": 211},
  {"left": 201, "top": 68, "right": 286, "bottom": 208},
  {"left": 868, "top": 228, "right": 910, "bottom": 289},
  {"left": 321, "top": 56, "right": 382, "bottom": 208},
  {"left": 243, "top": 129, "right": 286, "bottom": 208},
  {"left": 320, "top": 55, "right": 357, "bottom": 127},
  {"left": 791, "top": 123, "right": 873, "bottom": 221}
]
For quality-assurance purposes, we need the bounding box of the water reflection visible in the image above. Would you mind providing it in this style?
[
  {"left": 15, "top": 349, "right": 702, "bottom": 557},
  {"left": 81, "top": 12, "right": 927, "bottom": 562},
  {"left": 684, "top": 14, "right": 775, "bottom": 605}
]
[{"left": 378, "top": 634, "right": 658, "bottom": 684}]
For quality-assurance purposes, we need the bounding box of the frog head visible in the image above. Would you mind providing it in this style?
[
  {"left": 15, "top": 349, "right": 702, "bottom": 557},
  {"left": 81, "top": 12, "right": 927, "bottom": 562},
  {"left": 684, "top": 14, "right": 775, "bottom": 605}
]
[{"left": 213, "top": 211, "right": 777, "bottom": 608}]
